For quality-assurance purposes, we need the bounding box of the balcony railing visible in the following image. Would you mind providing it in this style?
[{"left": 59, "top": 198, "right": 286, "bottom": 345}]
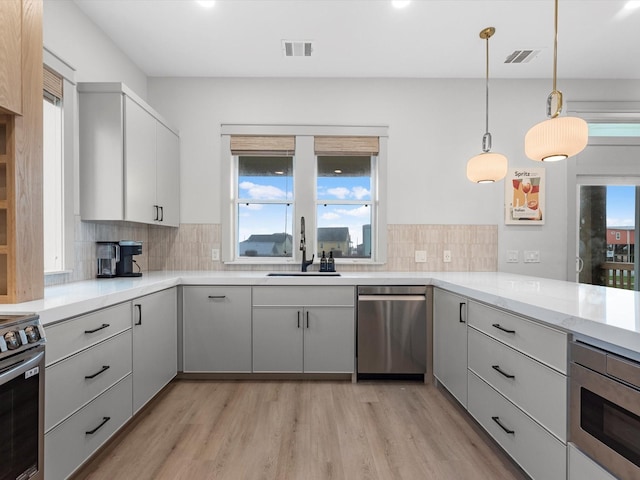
[{"left": 601, "top": 262, "right": 635, "bottom": 290}]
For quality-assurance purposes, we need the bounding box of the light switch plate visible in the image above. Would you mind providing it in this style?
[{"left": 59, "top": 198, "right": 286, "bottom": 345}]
[
  {"left": 211, "top": 248, "right": 220, "bottom": 261},
  {"left": 524, "top": 250, "right": 540, "bottom": 263},
  {"left": 507, "top": 250, "right": 519, "bottom": 263},
  {"left": 415, "top": 250, "right": 427, "bottom": 263},
  {"left": 443, "top": 250, "right": 452, "bottom": 263}
]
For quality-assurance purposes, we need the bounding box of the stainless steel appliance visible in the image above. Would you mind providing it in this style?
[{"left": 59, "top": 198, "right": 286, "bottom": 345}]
[
  {"left": 570, "top": 340, "right": 640, "bottom": 480},
  {"left": 115, "top": 240, "right": 143, "bottom": 277},
  {"left": 0, "top": 313, "right": 46, "bottom": 480},
  {"left": 96, "top": 241, "right": 119, "bottom": 278},
  {"left": 357, "top": 286, "right": 427, "bottom": 377}
]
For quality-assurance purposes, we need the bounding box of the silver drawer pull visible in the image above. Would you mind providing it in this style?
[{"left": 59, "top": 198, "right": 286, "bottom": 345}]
[
  {"left": 86, "top": 416, "right": 111, "bottom": 435},
  {"left": 492, "top": 323, "right": 516, "bottom": 334},
  {"left": 85, "top": 365, "right": 110, "bottom": 380},
  {"left": 84, "top": 323, "right": 110, "bottom": 334},
  {"left": 491, "top": 416, "right": 515, "bottom": 435},
  {"left": 492, "top": 365, "right": 515, "bottom": 379}
]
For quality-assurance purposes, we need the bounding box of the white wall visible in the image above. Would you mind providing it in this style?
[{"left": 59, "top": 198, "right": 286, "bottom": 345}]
[
  {"left": 148, "top": 77, "right": 640, "bottom": 281},
  {"left": 43, "top": 0, "right": 148, "bottom": 99}
]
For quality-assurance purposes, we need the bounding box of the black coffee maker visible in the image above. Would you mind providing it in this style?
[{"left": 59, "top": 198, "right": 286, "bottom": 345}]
[{"left": 115, "top": 240, "right": 143, "bottom": 277}]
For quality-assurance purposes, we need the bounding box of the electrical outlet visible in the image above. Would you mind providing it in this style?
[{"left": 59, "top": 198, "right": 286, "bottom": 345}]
[
  {"left": 524, "top": 250, "right": 540, "bottom": 263},
  {"left": 443, "top": 250, "right": 452, "bottom": 263},
  {"left": 507, "top": 250, "right": 519, "bottom": 263},
  {"left": 211, "top": 248, "right": 220, "bottom": 261},
  {"left": 415, "top": 250, "right": 427, "bottom": 263}
]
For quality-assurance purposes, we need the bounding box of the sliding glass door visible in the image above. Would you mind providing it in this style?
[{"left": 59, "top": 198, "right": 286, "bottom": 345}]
[{"left": 578, "top": 183, "right": 638, "bottom": 290}]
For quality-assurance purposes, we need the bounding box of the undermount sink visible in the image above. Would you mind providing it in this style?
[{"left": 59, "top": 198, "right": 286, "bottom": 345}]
[{"left": 266, "top": 272, "right": 341, "bottom": 277}]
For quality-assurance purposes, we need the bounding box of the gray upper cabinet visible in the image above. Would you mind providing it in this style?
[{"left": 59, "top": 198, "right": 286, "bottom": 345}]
[
  {"left": 433, "top": 288, "right": 468, "bottom": 407},
  {"left": 182, "top": 286, "right": 252, "bottom": 373},
  {"left": 78, "top": 83, "right": 180, "bottom": 227}
]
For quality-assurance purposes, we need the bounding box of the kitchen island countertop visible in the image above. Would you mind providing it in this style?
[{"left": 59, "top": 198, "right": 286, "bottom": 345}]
[{"left": 1, "top": 270, "right": 638, "bottom": 357}]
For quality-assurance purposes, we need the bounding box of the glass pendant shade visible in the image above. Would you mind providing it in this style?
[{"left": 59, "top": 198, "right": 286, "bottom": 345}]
[
  {"left": 525, "top": 115, "right": 588, "bottom": 162},
  {"left": 466, "top": 152, "right": 508, "bottom": 183}
]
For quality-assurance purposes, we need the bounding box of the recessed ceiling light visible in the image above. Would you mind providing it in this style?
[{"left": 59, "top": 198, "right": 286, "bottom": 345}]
[
  {"left": 392, "top": 1, "right": 411, "bottom": 9},
  {"left": 196, "top": 0, "right": 215, "bottom": 8}
]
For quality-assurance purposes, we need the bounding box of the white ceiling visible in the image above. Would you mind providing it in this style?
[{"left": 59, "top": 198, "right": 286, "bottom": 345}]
[{"left": 73, "top": 0, "right": 640, "bottom": 79}]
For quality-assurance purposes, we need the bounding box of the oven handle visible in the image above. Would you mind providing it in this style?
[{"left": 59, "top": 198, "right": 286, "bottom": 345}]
[{"left": 0, "top": 349, "right": 45, "bottom": 387}]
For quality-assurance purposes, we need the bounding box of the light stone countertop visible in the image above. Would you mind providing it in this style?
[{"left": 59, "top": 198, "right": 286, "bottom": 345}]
[{"left": 2, "top": 270, "right": 639, "bottom": 357}]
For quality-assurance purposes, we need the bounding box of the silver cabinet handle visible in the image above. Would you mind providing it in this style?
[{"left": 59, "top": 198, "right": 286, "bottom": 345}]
[{"left": 459, "top": 303, "right": 466, "bottom": 323}]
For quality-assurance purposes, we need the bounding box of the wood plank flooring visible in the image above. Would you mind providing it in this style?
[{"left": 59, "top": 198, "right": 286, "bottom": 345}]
[{"left": 74, "top": 380, "right": 529, "bottom": 480}]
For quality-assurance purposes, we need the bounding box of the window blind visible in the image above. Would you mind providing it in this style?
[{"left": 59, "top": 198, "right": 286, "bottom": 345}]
[
  {"left": 314, "top": 136, "right": 379, "bottom": 156},
  {"left": 230, "top": 135, "right": 295, "bottom": 156},
  {"left": 43, "top": 66, "right": 63, "bottom": 100}
]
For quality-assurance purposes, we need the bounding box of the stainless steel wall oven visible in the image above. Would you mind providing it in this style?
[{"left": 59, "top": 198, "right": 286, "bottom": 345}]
[
  {"left": 570, "top": 340, "right": 640, "bottom": 480},
  {"left": 0, "top": 314, "right": 45, "bottom": 480}
]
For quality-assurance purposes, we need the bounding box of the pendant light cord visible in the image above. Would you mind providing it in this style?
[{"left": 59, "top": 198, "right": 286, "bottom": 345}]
[
  {"left": 485, "top": 34, "right": 490, "bottom": 138},
  {"left": 480, "top": 27, "right": 495, "bottom": 153},
  {"left": 553, "top": 0, "right": 558, "bottom": 93},
  {"left": 547, "top": 0, "right": 563, "bottom": 118}
]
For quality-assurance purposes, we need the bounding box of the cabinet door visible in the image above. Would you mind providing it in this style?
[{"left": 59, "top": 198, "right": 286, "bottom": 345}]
[
  {"left": 124, "top": 96, "right": 157, "bottom": 224},
  {"left": 0, "top": 0, "right": 21, "bottom": 114},
  {"left": 304, "top": 307, "right": 354, "bottom": 373},
  {"left": 132, "top": 288, "right": 177, "bottom": 413},
  {"left": 183, "top": 286, "right": 252, "bottom": 372},
  {"left": 433, "top": 288, "right": 468, "bottom": 407},
  {"left": 155, "top": 122, "right": 180, "bottom": 227},
  {"left": 253, "top": 307, "right": 303, "bottom": 373}
]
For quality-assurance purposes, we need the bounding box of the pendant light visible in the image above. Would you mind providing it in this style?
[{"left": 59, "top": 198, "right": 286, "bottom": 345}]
[
  {"left": 525, "top": 0, "right": 588, "bottom": 162},
  {"left": 466, "top": 27, "right": 508, "bottom": 184}
]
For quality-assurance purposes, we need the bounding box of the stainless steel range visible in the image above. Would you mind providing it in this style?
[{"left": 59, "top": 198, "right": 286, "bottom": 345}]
[{"left": 0, "top": 313, "right": 45, "bottom": 480}]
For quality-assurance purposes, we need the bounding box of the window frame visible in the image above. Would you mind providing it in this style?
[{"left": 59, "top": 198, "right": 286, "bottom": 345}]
[
  {"left": 221, "top": 125, "right": 388, "bottom": 266},
  {"left": 43, "top": 48, "right": 77, "bottom": 276}
]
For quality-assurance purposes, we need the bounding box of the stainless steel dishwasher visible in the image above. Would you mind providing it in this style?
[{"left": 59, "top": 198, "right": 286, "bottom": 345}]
[{"left": 357, "top": 286, "right": 427, "bottom": 377}]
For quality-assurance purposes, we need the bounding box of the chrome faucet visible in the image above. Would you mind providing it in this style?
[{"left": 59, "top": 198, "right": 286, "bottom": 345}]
[{"left": 300, "top": 216, "right": 314, "bottom": 272}]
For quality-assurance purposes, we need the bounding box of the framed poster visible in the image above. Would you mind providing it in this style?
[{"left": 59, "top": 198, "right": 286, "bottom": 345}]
[{"left": 505, "top": 168, "right": 545, "bottom": 225}]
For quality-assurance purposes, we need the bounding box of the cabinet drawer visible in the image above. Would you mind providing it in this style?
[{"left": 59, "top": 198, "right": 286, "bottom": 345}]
[
  {"left": 253, "top": 286, "right": 354, "bottom": 306},
  {"left": 468, "top": 371, "right": 566, "bottom": 480},
  {"left": 45, "top": 302, "right": 132, "bottom": 366},
  {"left": 468, "top": 327, "right": 567, "bottom": 442},
  {"left": 44, "top": 375, "right": 133, "bottom": 480},
  {"left": 468, "top": 300, "right": 567, "bottom": 373},
  {"left": 568, "top": 443, "right": 617, "bottom": 480},
  {"left": 45, "top": 330, "right": 133, "bottom": 431}
]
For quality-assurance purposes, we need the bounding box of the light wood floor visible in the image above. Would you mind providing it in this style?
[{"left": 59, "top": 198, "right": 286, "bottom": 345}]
[{"left": 74, "top": 380, "right": 529, "bottom": 480}]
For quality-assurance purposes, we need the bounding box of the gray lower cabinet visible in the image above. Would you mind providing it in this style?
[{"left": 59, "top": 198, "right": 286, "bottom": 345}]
[
  {"left": 568, "top": 443, "right": 617, "bottom": 480},
  {"left": 182, "top": 286, "right": 252, "bottom": 372},
  {"left": 132, "top": 288, "right": 178, "bottom": 413},
  {"left": 252, "top": 286, "right": 355, "bottom": 374},
  {"left": 433, "top": 288, "right": 468, "bottom": 407}
]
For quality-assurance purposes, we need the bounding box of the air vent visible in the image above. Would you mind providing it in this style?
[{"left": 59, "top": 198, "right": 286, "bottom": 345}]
[
  {"left": 282, "top": 40, "right": 313, "bottom": 57},
  {"left": 504, "top": 49, "right": 541, "bottom": 64}
]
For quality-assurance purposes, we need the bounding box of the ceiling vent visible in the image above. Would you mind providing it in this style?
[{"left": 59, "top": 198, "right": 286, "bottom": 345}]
[
  {"left": 282, "top": 40, "right": 313, "bottom": 57},
  {"left": 504, "top": 49, "right": 542, "bottom": 64}
]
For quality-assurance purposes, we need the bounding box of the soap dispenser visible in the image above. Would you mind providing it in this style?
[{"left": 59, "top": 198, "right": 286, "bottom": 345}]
[
  {"left": 320, "top": 251, "right": 327, "bottom": 272},
  {"left": 328, "top": 251, "right": 335, "bottom": 272}
]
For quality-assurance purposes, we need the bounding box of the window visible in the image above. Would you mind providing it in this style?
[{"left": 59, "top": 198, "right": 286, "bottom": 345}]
[
  {"left": 43, "top": 67, "right": 64, "bottom": 272},
  {"left": 42, "top": 49, "right": 76, "bottom": 275},
  {"left": 221, "top": 126, "right": 387, "bottom": 265}
]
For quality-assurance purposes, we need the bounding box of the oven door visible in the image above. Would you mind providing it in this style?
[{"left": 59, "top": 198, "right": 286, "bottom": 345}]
[
  {"left": 571, "top": 361, "right": 640, "bottom": 480},
  {"left": 0, "top": 347, "right": 45, "bottom": 480}
]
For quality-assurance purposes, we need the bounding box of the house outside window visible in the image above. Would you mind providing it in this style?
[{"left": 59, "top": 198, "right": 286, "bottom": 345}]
[{"left": 221, "top": 126, "right": 387, "bottom": 266}]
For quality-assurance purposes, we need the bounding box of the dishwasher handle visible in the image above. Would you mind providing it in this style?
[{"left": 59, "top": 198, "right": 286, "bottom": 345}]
[{"left": 358, "top": 294, "right": 426, "bottom": 302}]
